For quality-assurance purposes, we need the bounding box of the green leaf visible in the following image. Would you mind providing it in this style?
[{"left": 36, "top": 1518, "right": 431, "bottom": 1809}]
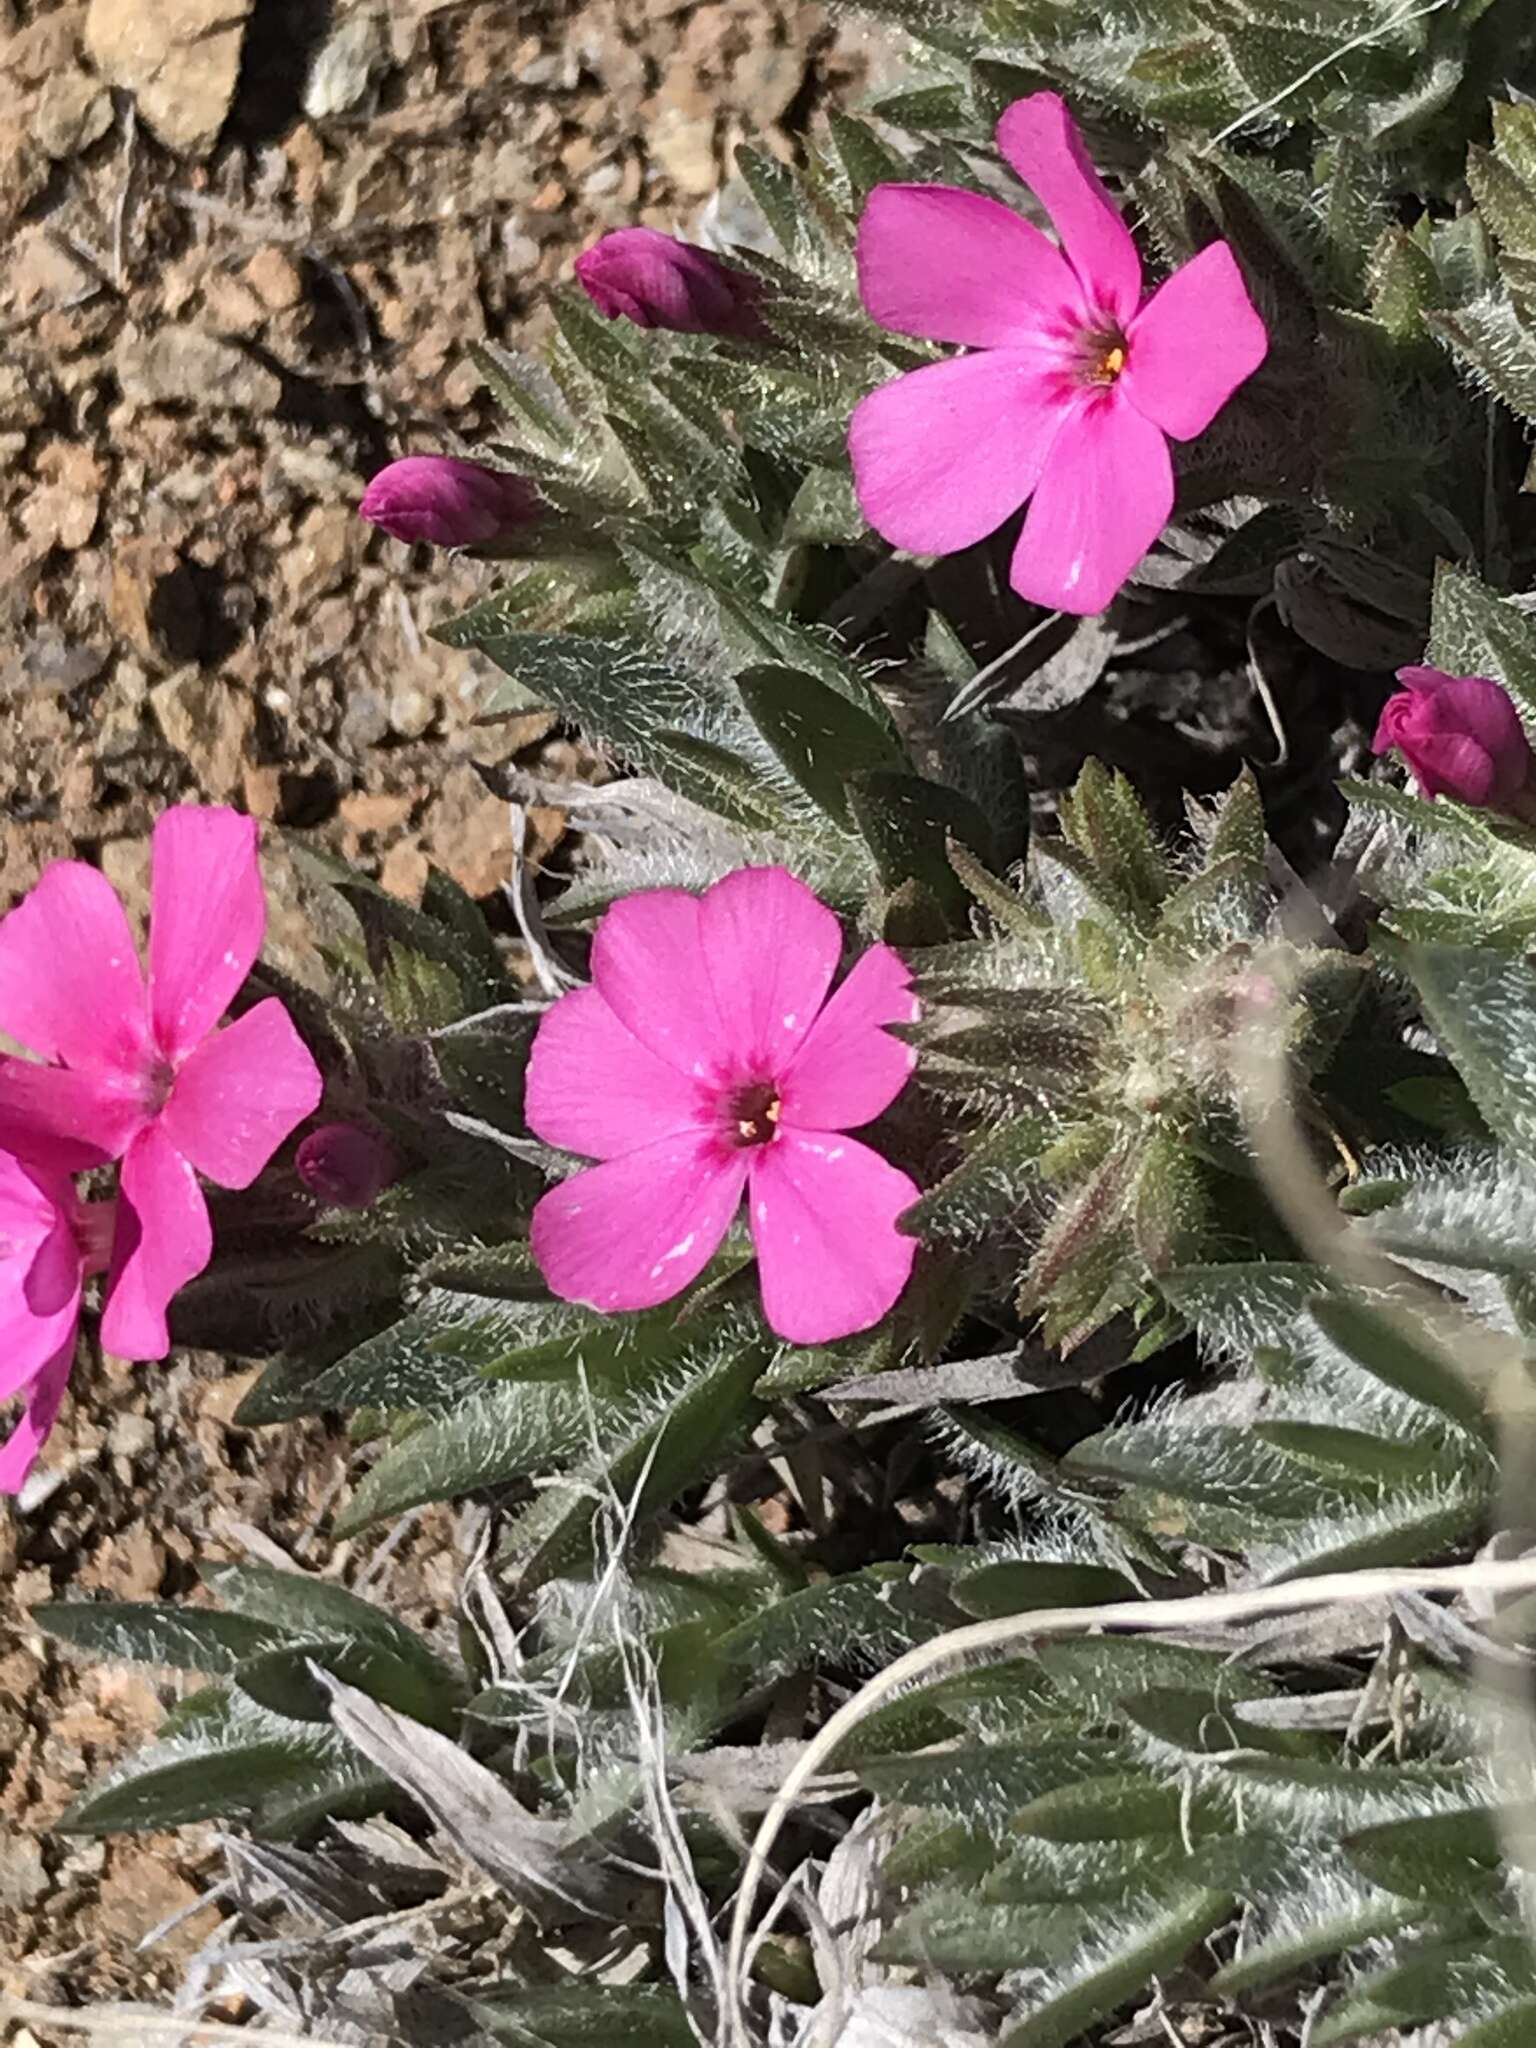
[
  {"left": 1345, "top": 1804, "right": 1507, "bottom": 1899},
  {"left": 1307, "top": 1294, "right": 1487, "bottom": 1434},
  {"left": 335, "top": 1378, "right": 591, "bottom": 1533},
  {"left": 953, "top": 1561, "right": 1140, "bottom": 1620},
  {"left": 1311, "top": 1934, "right": 1536, "bottom": 2044},
  {"left": 715, "top": 1568, "right": 939, "bottom": 1688},
  {"left": 737, "top": 662, "right": 901, "bottom": 827},
  {"left": 469, "top": 1984, "right": 696, "bottom": 2047},
  {"left": 859, "top": 1738, "right": 1137, "bottom": 1828},
  {"left": 233, "top": 1635, "right": 463, "bottom": 1732},
  {"left": 999, "top": 1886, "right": 1235, "bottom": 2048},
  {"left": 1015, "top": 1773, "right": 1218, "bottom": 1844},
  {"left": 32, "top": 1601, "right": 286, "bottom": 1676},
  {"left": 56, "top": 1717, "right": 339, "bottom": 1836},
  {"left": 1399, "top": 940, "right": 1536, "bottom": 1158},
  {"left": 201, "top": 1563, "right": 454, "bottom": 1689},
  {"left": 1250, "top": 1421, "right": 1445, "bottom": 1484},
  {"left": 1431, "top": 291, "right": 1536, "bottom": 424},
  {"left": 1209, "top": 1891, "right": 1421, "bottom": 1995},
  {"left": 1058, "top": 760, "right": 1171, "bottom": 926},
  {"left": 1457, "top": 2000, "right": 1536, "bottom": 2047},
  {"left": 506, "top": 1328, "right": 768, "bottom": 1590}
]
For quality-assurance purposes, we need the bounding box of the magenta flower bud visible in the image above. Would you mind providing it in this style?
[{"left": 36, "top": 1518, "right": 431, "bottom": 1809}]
[
  {"left": 1374, "top": 665, "right": 1534, "bottom": 809},
  {"left": 359, "top": 456, "right": 540, "bottom": 547},
  {"left": 296, "top": 1123, "right": 398, "bottom": 1209},
  {"left": 574, "top": 229, "right": 766, "bottom": 340}
]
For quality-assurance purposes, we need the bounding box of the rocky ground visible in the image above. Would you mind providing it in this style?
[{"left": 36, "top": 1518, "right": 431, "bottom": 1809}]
[{"left": 0, "top": 0, "right": 895, "bottom": 2025}]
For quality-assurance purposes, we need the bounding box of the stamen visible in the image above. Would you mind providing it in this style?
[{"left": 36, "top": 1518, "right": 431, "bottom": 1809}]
[
  {"left": 728, "top": 1083, "right": 782, "bottom": 1148},
  {"left": 1101, "top": 344, "right": 1126, "bottom": 378}
]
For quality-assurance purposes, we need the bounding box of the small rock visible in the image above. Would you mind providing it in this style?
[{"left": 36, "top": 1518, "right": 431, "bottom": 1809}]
[
  {"left": 340, "top": 789, "right": 416, "bottom": 841},
  {"left": 83, "top": 0, "right": 255, "bottom": 158},
  {"left": 0, "top": 1834, "right": 47, "bottom": 1910},
  {"left": 243, "top": 245, "right": 305, "bottom": 311},
  {"left": 280, "top": 503, "right": 360, "bottom": 609},
  {"left": 115, "top": 324, "right": 282, "bottom": 414},
  {"left": 199, "top": 266, "right": 268, "bottom": 337},
  {"left": 387, "top": 681, "right": 436, "bottom": 739},
  {"left": 649, "top": 105, "right": 718, "bottom": 196},
  {"left": 303, "top": 6, "right": 390, "bottom": 120},
  {"left": 107, "top": 536, "right": 183, "bottom": 659},
  {"left": 35, "top": 67, "right": 114, "bottom": 158},
  {"left": 241, "top": 762, "right": 284, "bottom": 819},
  {"left": 418, "top": 763, "right": 515, "bottom": 898},
  {"left": 379, "top": 835, "right": 429, "bottom": 903},
  {"left": 19, "top": 483, "right": 99, "bottom": 554},
  {"left": 150, "top": 667, "right": 255, "bottom": 797},
  {"left": 0, "top": 117, "right": 48, "bottom": 230},
  {"left": 0, "top": 362, "right": 48, "bottom": 431},
  {"left": 107, "top": 1413, "right": 155, "bottom": 1461}
]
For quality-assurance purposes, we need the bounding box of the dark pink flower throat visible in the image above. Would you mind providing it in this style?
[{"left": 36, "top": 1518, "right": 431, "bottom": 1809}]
[{"left": 727, "top": 1081, "right": 782, "bottom": 1148}]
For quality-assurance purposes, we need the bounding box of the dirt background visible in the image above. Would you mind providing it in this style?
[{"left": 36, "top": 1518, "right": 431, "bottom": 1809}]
[{"left": 0, "top": 0, "right": 896, "bottom": 2025}]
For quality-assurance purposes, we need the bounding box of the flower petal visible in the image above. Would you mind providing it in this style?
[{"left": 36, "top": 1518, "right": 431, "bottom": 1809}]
[
  {"left": 0, "top": 1168, "right": 82, "bottom": 1404},
  {"left": 749, "top": 1131, "right": 919, "bottom": 1344},
  {"left": 589, "top": 889, "right": 727, "bottom": 1081},
  {"left": 700, "top": 868, "right": 842, "bottom": 1080},
  {"left": 1009, "top": 395, "right": 1173, "bottom": 615},
  {"left": 0, "top": 860, "right": 147, "bottom": 1074},
  {"left": 526, "top": 986, "right": 710, "bottom": 1160},
  {"left": 1121, "top": 242, "right": 1268, "bottom": 441},
  {"left": 149, "top": 807, "right": 266, "bottom": 1061},
  {"left": 159, "top": 999, "right": 323, "bottom": 1189},
  {"left": 0, "top": 1337, "right": 78, "bottom": 1494},
  {"left": 0, "top": 1057, "right": 143, "bottom": 1169},
  {"left": 779, "top": 945, "right": 918, "bottom": 1130},
  {"left": 996, "top": 92, "right": 1142, "bottom": 325},
  {"left": 850, "top": 351, "right": 1068, "bottom": 556},
  {"left": 100, "top": 1123, "right": 213, "bottom": 1360},
  {"left": 856, "top": 183, "right": 1082, "bottom": 347},
  {"left": 531, "top": 1134, "right": 748, "bottom": 1314}
]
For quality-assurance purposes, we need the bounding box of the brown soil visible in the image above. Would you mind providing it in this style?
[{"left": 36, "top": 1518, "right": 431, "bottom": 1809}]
[{"left": 0, "top": 0, "right": 896, "bottom": 2023}]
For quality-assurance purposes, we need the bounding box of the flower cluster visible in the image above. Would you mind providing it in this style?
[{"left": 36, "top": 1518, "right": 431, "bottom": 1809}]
[
  {"left": 358, "top": 94, "right": 1269, "bottom": 620},
  {"left": 0, "top": 808, "right": 322, "bottom": 1487}
]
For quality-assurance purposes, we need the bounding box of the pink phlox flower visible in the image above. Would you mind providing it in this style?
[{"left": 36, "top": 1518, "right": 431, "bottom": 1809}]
[
  {"left": 848, "top": 92, "right": 1269, "bottom": 617},
  {"left": 575, "top": 228, "right": 767, "bottom": 340},
  {"left": 360, "top": 455, "right": 541, "bottom": 547},
  {"left": 1374, "top": 664, "right": 1534, "bottom": 810},
  {"left": 0, "top": 807, "right": 323, "bottom": 1361},
  {"left": 525, "top": 867, "right": 921, "bottom": 1345},
  {"left": 0, "top": 1151, "right": 113, "bottom": 1492}
]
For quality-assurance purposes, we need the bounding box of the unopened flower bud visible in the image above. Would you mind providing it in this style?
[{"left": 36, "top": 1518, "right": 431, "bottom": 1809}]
[
  {"left": 296, "top": 1123, "right": 398, "bottom": 1209},
  {"left": 1374, "top": 665, "right": 1534, "bottom": 811},
  {"left": 574, "top": 228, "right": 766, "bottom": 340},
  {"left": 359, "top": 456, "right": 540, "bottom": 547}
]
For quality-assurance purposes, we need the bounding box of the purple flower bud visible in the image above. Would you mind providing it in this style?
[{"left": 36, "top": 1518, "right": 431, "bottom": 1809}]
[
  {"left": 1374, "top": 665, "right": 1534, "bottom": 810},
  {"left": 359, "top": 456, "right": 540, "bottom": 547},
  {"left": 574, "top": 228, "right": 766, "bottom": 340},
  {"left": 296, "top": 1123, "right": 399, "bottom": 1210}
]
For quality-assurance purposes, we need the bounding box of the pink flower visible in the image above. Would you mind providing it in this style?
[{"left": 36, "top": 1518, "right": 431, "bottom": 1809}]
[
  {"left": 848, "top": 92, "right": 1269, "bottom": 616},
  {"left": 0, "top": 808, "right": 323, "bottom": 1359},
  {"left": 296, "top": 1122, "right": 398, "bottom": 1209},
  {"left": 360, "top": 456, "right": 541, "bottom": 547},
  {"left": 0, "top": 1154, "right": 113, "bottom": 1492},
  {"left": 525, "top": 868, "right": 921, "bottom": 1345},
  {"left": 575, "top": 228, "right": 767, "bottom": 340},
  {"left": 1374, "top": 665, "right": 1534, "bottom": 809}
]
